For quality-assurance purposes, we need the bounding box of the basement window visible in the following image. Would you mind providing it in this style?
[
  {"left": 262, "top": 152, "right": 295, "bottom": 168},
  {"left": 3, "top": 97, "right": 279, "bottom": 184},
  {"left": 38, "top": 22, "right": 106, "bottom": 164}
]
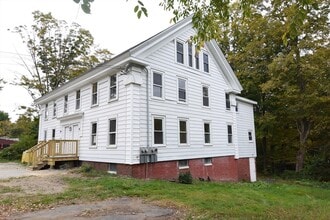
[
  {"left": 108, "top": 163, "right": 117, "bottom": 174},
  {"left": 178, "top": 160, "right": 189, "bottom": 169},
  {"left": 204, "top": 158, "right": 212, "bottom": 166}
]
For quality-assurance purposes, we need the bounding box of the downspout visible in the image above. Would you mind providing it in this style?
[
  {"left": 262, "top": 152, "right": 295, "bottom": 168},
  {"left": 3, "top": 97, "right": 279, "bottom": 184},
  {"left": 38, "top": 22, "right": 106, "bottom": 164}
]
[{"left": 144, "top": 66, "right": 151, "bottom": 179}]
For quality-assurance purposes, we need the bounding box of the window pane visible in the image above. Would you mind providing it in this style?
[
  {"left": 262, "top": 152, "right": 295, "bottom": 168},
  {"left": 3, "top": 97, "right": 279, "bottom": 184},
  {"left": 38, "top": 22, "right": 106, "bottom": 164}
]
[
  {"left": 226, "top": 93, "right": 230, "bottom": 109},
  {"left": 92, "top": 135, "right": 96, "bottom": 145},
  {"left": 154, "top": 132, "right": 163, "bottom": 144},
  {"left": 203, "top": 97, "right": 209, "bottom": 106},
  {"left": 227, "top": 125, "right": 232, "bottom": 134},
  {"left": 179, "top": 90, "right": 186, "bottom": 101},
  {"left": 203, "top": 53, "right": 209, "bottom": 72},
  {"left": 205, "top": 134, "right": 210, "bottom": 144},
  {"left": 92, "top": 123, "right": 97, "bottom": 133},
  {"left": 180, "top": 121, "right": 186, "bottom": 131},
  {"left": 188, "top": 43, "right": 193, "bottom": 67},
  {"left": 153, "top": 86, "right": 162, "bottom": 97},
  {"left": 92, "top": 94, "right": 97, "bottom": 104},
  {"left": 176, "top": 42, "right": 184, "bottom": 64},
  {"left": 180, "top": 133, "right": 187, "bottom": 144},
  {"left": 178, "top": 79, "right": 185, "bottom": 89},
  {"left": 154, "top": 119, "right": 163, "bottom": 130},
  {"left": 109, "top": 134, "right": 116, "bottom": 145},
  {"left": 179, "top": 160, "right": 188, "bottom": 167},
  {"left": 92, "top": 83, "right": 97, "bottom": 93},
  {"left": 248, "top": 131, "right": 252, "bottom": 141},
  {"left": 109, "top": 119, "right": 116, "bottom": 132},
  {"left": 76, "top": 90, "right": 80, "bottom": 99},
  {"left": 110, "top": 75, "right": 116, "bottom": 86},
  {"left": 203, "top": 87, "right": 208, "bottom": 96},
  {"left": 153, "top": 73, "right": 162, "bottom": 85},
  {"left": 110, "top": 87, "right": 117, "bottom": 99},
  {"left": 204, "top": 123, "right": 210, "bottom": 133}
]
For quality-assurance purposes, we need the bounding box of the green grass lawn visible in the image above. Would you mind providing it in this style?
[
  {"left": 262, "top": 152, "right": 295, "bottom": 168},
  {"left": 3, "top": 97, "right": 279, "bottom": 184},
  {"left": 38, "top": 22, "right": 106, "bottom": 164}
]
[{"left": 1, "top": 171, "right": 329, "bottom": 219}]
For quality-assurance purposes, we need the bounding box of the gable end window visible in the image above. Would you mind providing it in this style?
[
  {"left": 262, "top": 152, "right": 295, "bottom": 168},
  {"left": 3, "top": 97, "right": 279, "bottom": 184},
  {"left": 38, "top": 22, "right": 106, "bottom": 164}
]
[
  {"left": 203, "top": 53, "right": 209, "bottom": 72},
  {"left": 188, "top": 43, "right": 193, "bottom": 67},
  {"left": 91, "top": 122, "right": 97, "bottom": 146},
  {"left": 248, "top": 131, "right": 253, "bottom": 141},
  {"left": 227, "top": 125, "right": 233, "bottom": 144},
  {"left": 153, "top": 72, "right": 163, "bottom": 98},
  {"left": 153, "top": 116, "right": 164, "bottom": 145},
  {"left": 202, "top": 86, "right": 209, "bottom": 107},
  {"left": 64, "top": 95, "right": 68, "bottom": 114},
  {"left": 109, "top": 119, "right": 117, "bottom": 146},
  {"left": 195, "top": 50, "right": 200, "bottom": 69},
  {"left": 204, "top": 122, "right": 211, "bottom": 144},
  {"left": 176, "top": 41, "right": 184, "bottom": 64},
  {"left": 76, "top": 90, "right": 81, "bottom": 110},
  {"left": 44, "top": 104, "right": 48, "bottom": 120},
  {"left": 53, "top": 102, "right": 57, "bottom": 117},
  {"left": 226, "top": 93, "right": 231, "bottom": 110},
  {"left": 178, "top": 78, "right": 187, "bottom": 103},
  {"left": 179, "top": 119, "right": 188, "bottom": 144},
  {"left": 109, "top": 75, "right": 117, "bottom": 101},
  {"left": 92, "top": 82, "right": 98, "bottom": 105}
]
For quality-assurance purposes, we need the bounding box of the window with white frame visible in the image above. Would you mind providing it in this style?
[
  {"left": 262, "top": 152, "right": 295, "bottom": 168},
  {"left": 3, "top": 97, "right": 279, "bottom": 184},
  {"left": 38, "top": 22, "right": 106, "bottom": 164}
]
[
  {"left": 109, "top": 75, "right": 117, "bottom": 101},
  {"left": 108, "top": 163, "right": 117, "bottom": 174},
  {"left": 203, "top": 53, "right": 209, "bottom": 72},
  {"left": 178, "top": 78, "right": 187, "bottom": 103},
  {"left": 188, "top": 43, "right": 193, "bottom": 67},
  {"left": 153, "top": 116, "right": 164, "bottom": 145},
  {"left": 179, "top": 119, "right": 188, "bottom": 144},
  {"left": 176, "top": 41, "right": 184, "bottom": 64},
  {"left": 53, "top": 102, "right": 57, "bottom": 117},
  {"left": 248, "top": 131, "right": 253, "bottom": 141},
  {"left": 227, "top": 125, "right": 233, "bottom": 144},
  {"left": 44, "top": 130, "right": 47, "bottom": 141},
  {"left": 178, "top": 160, "right": 189, "bottom": 168},
  {"left": 204, "top": 122, "right": 211, "bottom": 144},
  {"left": 64, "top": 95, "right": 68, "bottom": 113},
  {"left": 92, "top": 82, "right": 98, "bottom": 105},
  {"left": 153, "top": 72, "right": 163, "bottom": 98},
  {"left": 195, "top": 49, "right": 200, "bottom": 69},
  {"left": 109, "top": 118, "right": 116, "bottom": 146},
  {"left": 91, "top": 122, "right": 97, "bottom": 146},
  {"left": 202, "top": 86, "right": 209, "bottom": 107},
  {"left": 76, "top": 90, "right": 81, "bottom": 110},
  {"left": 204, "top": 158, "right": 212, "bottom": 165},
  {"left": 44, "top": 103, "right": 48, "bottom": 120},
  {"left": 225, "top": 93, "right": 230, "bottom": 110}
]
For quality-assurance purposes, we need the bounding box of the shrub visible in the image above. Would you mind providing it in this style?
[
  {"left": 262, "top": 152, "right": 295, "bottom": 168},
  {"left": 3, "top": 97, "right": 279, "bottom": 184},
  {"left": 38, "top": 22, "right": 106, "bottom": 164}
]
[
  {"left": 178, "top": 171, "right": 193, "bottom": 184},
  {"left": 0, "top": 135, "right": 36, "bottom": 160}
]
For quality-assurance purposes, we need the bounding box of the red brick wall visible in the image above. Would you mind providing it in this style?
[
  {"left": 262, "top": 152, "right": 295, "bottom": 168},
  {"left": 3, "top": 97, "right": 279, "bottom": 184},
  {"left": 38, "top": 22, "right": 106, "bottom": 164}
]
[
  {"left": 237, "top": 158, "right": 250, "bottom": 181},
  {"left": 80, "top": 156, "right": 253, "bottom": 182}
]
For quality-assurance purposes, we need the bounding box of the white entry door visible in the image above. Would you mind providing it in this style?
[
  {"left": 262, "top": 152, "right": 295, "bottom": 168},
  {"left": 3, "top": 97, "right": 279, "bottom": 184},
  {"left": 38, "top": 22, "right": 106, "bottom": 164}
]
[
  {"left": 249, "top": 157, "right": 257, "bottom": 182},
  {"left": 64, "top": 124, "right": 80, "bottom": 140}
]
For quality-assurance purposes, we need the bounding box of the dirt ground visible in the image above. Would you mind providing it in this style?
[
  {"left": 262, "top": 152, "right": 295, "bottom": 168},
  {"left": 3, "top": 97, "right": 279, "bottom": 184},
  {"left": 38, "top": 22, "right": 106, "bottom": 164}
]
[{"left": 0, "top": 163, "right": 181, "bottom": 220}]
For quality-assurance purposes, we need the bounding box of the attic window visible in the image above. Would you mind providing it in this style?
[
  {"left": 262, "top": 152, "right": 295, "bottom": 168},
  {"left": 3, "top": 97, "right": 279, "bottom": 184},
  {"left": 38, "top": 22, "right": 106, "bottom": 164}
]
[
  {"left": 176, "top": 41, "right": 184, "bottom": 64},
  {"left": 203, "top": 53, "right": 209, "bottom": 72},
  {"left": 188, "top": 43, "right": 193, "bottom": 67}
]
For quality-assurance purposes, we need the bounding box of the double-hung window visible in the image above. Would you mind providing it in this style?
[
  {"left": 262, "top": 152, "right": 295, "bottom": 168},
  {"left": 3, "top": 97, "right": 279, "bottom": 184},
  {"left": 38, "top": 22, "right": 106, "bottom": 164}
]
[
  {"left": 203, "top": 53, "right": 209, "bottom": 72},
  {"left": 64, "top": 95, "right": 68, "bottom": 114},
  {"left": 204, "top": 122, "right": 211, "bottom": 144},
  {"left": 248, "top": 131, "right": 253, "bottom": 141},
  {"left": 176, "top": 41, "right": 184, "bottom": 64},
  {"left": 195, "top": 50, "right": 200, "bottom": 69},
  {"left": 179, "top": 119, "right": 188, "bottom": 144},
  {"left": 227, "top": 125, "right": 233, "bottom": 144},
  {"left": 188, "top": 43, "right": 193, "bottom": 67},
  {"left": 178, "top": 78, "right": 187, "bottom": 103},
  {"left": 109, "top": 75, "right": 117, "bottom": 101},
  {"left": 76, "top": 90, "right": 81, "bottom": 110},
  {"left": 109, "top": 119, "right": 117, "bottom": 146},
  {"left": 226, "top": 93, "right": 231, "bottom": 110},
  {"left": 44, "top": 104, "right": 48, "bottom": 120},
  {"left": 153, "top": 117, "right": 164, "bottom": 145},
  {"left": 92, "top": 82, "right": 98, "bottom": 106},
  {"left": 91, "top": 122, "right": 97, "bottom": 146},
  {"left": 202, "top": 86, "right": 209, "bottom": 107},
  {"left": 53, "top": 102, "right": 57, "bottom": 117},
  {"left": 153, "top": 72, "right": 163, "bottom": 98}
]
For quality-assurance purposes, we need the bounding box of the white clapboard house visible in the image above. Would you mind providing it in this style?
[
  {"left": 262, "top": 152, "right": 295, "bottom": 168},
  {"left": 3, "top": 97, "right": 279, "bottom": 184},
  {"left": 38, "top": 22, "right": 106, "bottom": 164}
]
[{"left": 28, "top": 16, "right": 257, "bottom": 182}]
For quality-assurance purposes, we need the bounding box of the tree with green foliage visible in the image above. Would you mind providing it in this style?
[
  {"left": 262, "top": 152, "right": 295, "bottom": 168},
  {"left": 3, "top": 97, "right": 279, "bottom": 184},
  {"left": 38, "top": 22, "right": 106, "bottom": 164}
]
[
  {"left": 220, "top": 0, "right": 329, "bottom": 174},
  {"left": 14, "top": 11, "right": 112, "bottom": 99}
]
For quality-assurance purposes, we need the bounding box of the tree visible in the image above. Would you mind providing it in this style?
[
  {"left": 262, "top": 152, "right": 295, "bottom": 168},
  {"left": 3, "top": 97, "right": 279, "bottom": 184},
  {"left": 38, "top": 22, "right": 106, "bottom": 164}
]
[
  {"left": 0, "top": 111, "right": 12, "bottom": 137},
  {"left": 220, "top": 0, "right": 329, "bottom": 173},
  {"left": 14, "top": 11, "right": 112, "bottom": 99},
  {"left": 0, "top": 78, "right": 5, "bottom": 90},
  {"left": 74, "top": 0, "right": 319, "bottom": 48},
  {"left": 0, "top": 111, "right": 10, "bottom": 121}
]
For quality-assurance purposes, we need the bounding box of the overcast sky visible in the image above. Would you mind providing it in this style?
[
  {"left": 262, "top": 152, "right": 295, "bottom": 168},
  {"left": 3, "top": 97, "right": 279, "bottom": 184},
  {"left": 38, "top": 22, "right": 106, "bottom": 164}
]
[{"left": 0, "top": 0, "right": 172, "bottom": 122}]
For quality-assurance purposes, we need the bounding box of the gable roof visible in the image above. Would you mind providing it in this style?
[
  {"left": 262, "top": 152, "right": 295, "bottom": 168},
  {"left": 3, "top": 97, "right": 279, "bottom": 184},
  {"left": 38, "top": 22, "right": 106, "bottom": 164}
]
[{"left": 35, "top": 16, "right": 242, "bottom": 105}]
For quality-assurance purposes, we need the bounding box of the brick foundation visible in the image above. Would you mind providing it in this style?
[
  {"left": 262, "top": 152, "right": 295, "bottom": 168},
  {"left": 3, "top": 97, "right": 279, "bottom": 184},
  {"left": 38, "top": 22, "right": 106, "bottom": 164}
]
[{"left": 82, "top": 156, "right": 252, "bottom": 182}]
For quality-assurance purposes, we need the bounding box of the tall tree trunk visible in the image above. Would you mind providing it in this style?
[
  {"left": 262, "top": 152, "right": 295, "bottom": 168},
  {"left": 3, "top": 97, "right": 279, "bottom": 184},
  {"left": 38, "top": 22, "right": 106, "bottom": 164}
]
[{"left": 295, "top": 118, "right": 311, "bottom": 172}]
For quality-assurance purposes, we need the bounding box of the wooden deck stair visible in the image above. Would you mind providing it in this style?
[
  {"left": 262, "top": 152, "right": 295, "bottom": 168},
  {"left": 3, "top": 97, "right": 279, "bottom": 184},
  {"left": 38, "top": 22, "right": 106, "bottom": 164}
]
[{"left": 22, "top": 140, "right": 79, "bottom": 170}]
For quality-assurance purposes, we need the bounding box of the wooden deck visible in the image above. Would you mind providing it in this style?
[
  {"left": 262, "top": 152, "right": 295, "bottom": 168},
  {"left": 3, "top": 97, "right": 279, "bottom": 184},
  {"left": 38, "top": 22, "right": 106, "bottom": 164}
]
[{"left": 22, "top": 140, "right": 79, "bottom": 169}]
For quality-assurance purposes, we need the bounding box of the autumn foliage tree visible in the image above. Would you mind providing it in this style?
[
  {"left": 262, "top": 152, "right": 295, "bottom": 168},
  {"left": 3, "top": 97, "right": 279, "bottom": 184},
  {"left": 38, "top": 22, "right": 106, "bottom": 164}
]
[{"left": 14, "top": 11, "right": 112, "bottom": 99}]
